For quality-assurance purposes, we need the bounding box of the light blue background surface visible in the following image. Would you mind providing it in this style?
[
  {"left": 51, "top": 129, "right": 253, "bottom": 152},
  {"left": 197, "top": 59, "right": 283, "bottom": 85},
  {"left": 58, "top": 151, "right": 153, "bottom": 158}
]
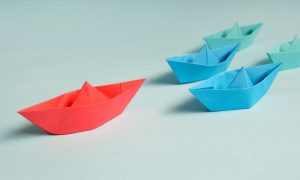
[{"left": 1, "top": 0, "right": 300, "bottom": 179}]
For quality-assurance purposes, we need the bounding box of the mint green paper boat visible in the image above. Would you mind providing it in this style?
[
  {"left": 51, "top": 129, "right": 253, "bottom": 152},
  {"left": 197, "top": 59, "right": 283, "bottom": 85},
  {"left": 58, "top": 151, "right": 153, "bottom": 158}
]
[
  {"left": 267, "top": 36, "right": 300, "bottom": 70},
  {"left": 203, "top": 23, "right": 263, "bottom": 50}
]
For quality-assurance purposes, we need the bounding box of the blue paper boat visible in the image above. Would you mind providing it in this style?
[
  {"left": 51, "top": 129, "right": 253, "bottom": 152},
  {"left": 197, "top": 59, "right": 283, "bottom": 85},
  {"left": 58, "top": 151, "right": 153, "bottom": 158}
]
[
  {"left": 203, "top": 23, "right": 263, "bottom": 50},
  {"left": 189, "top": 63, "right": 282, "bottom": 111},
  {"left": 166, "top": 44, "right": 240, "bottom": 84},
  {"left": 267, "top": 35, "right": 300, "bottom": 70}
]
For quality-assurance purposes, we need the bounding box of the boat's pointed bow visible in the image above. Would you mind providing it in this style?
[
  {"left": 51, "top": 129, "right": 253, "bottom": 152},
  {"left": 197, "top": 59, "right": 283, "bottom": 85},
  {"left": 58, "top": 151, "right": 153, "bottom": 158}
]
[
  {"left": 249, "top": 22, "right": 263, "bottom": 36},
  {"left": 265, "top": 62, "right": 282, "bottom": 72},
  {"left": 131, "top": 78, "right": 146, "bottom": 87},
  {"left": 119, "top": 78, "right": 145, "bottom": 103}
]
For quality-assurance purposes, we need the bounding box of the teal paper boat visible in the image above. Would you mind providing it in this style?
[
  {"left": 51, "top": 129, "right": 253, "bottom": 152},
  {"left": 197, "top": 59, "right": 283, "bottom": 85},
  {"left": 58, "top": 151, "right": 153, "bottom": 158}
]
[
  {"left": 267, "top": 35, "right": 300, "bottom": 70},
  {"left": 203, "top": 23, "right": 263, "bottom": 50},
  {"left": 166, "top": 44, "right": 240, "bottom": 84},
  {"left": 189, "top": 63, "right": 282, "bottom": 112}
]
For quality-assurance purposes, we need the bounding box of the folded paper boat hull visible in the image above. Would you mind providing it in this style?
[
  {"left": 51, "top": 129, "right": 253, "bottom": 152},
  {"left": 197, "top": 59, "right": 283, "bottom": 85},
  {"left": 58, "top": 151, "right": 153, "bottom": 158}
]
[
  {"left": 18, "top": 79, "right": 145, "bottom": 135},
  {"left": 166, "top": 44, "right": 239, "bottom": 83},
  {"left": 203, "top": 23, "right": 262, "bottom": 50},
  {"left": 167, "top": 61, "right": 230, "bottom": 83},
  {"left": 189, "top": 63, "right": 281, "bottom": 111},
  {"left": 268, "top": 51, "right": 300, "bottom": 71}
]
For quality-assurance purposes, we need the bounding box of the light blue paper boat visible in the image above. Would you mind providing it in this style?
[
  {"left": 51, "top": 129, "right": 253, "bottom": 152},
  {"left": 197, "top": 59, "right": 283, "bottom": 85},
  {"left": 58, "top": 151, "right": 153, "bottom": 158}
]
[
  {"left": 267, "top": 35, "right": 300, "bottom": 70},
  {"left": 203, "top": 23, "right": 263, "bottom": 50},
  {"left": 189, "top": 63, "right": 282, "bottom": 111},
  {"left": 166, "top": 44, "right": 240, "bottom": 84}
]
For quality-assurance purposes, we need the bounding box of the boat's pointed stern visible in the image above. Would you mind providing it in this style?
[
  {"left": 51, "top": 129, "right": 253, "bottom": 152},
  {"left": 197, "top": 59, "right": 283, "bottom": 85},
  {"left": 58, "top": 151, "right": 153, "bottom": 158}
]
[
  {"left": 17, "top": 108, "right": 29, "bottom": 120},
  {"left": 188, "top": 78, "right": 217, "bottom": 111},
  {"left": 17, "top": 109, "right": 36, "bottom": 127},
  {"left": 17, "top": 109, "right": 41, "bottom": 129},
  {"left": 189, "top": 88, "right": 217, "bottom": 112},
  {"left": 17, "top": 107, "right": 68, "bottom": 134},
  {"left": 166, "top": 58, "right": 191, "bottom": 83},
  {"left": 18, "top": 103, "right": 41, "bottom": 123}
]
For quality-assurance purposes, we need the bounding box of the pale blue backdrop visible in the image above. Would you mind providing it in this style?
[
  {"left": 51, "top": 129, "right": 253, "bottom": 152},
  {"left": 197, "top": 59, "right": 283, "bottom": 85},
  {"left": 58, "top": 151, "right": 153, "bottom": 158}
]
[{"left": 1, "top": 0, "right": 300, "bottom": 179}]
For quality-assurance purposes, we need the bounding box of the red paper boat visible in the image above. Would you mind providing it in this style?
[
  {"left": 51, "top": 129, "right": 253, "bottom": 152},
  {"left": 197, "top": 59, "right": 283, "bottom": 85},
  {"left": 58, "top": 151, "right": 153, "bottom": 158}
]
[{"left": 18, "top": 79, "right": 145, "bottom": 135}]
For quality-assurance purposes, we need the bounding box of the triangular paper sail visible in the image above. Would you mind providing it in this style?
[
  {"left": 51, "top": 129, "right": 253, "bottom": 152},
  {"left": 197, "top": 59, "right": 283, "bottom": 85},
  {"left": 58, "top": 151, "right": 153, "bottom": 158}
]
[
  {"left": 71, "top": 81, "right": 108, "bottom": 106},
  {"left": 166, "top": 44, "right": 240, "bottom": 83},
  {"left": 193, "top": 45, "right": 219, "bottom": 65},
  {"left": 18, "top": 79, "right": 145, "bottom": 135},
  {"left": 228, "top": 67, "right": 253, "bottom": 89},
  {"left": 226, "top": 23, "right": 243, "bottom": 38},
  {"left": 203, "top": 23, "right": 262, "bottom": 50},
  {"left": 189, "top": 63, "right": 282, "bottom": 111},
  {"left": 267, "top": 35, "right": 300, "bottom": 70}
]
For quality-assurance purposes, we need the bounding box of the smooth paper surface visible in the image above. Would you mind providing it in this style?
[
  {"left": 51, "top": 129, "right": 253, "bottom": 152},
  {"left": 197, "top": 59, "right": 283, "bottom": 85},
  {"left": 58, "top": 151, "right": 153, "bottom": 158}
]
[
  {"left": 268, "top": 35, "right": 300, "bottom": 70},
  {"left": 203, "top": 22, "right": 262, "bottom": 50},
  {"left": 189, "top": 63, "right": 282, "bottom": 111},
  {"left": 18, "top": 79, "right": 145, "bottom": 135},
  {"left": 166, "top": 44, "right": 239, "bottom": 83}
]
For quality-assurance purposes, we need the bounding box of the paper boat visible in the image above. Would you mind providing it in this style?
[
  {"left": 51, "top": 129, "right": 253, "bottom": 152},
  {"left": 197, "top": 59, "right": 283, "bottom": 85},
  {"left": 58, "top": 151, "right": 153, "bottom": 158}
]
[
  {"left": 18, "top": 79, "right": 145, "bottom": 135},
  {"left": 267, "top": 35, "right": 300, "bottom": 70},
  {"left": 166, "top": 44, "right": 240, "bottom": 83},
  {"left": 203, "top": 23, "right": 263, "bottom": 50},
  {"left": 189, "top": 63, "right": 281, "bottom": 111}
]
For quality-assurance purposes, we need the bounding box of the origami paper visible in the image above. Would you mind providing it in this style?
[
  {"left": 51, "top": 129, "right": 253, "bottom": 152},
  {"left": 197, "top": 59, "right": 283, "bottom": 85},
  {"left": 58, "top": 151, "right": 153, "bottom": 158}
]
[
  {"left": 267, "top": 35, "right": 300, "bottom": 70},
  {"left": 203, "top": 22, "right": 263, "bottom": 50},
  {"left": 166, "top": 43, "right": 240, "bottom": 84},
  {"left": 189, "top": 63, "right": 282, "bottom": 111},
  {"left": 18, "top": 79, "right": 145, "bottom": 135}
]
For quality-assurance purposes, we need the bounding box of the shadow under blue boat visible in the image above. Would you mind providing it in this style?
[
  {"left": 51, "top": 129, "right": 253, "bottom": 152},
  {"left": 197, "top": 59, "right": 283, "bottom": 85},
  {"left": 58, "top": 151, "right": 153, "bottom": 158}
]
[
  {"left": 254, "top": 58, "right": 269, "bottom": 66},
  {"left": 147, "top": 71, "right": 178, "bottom": 85},
  {"left": 168, "top": 97, "right": 208, "bottom": 113}
]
